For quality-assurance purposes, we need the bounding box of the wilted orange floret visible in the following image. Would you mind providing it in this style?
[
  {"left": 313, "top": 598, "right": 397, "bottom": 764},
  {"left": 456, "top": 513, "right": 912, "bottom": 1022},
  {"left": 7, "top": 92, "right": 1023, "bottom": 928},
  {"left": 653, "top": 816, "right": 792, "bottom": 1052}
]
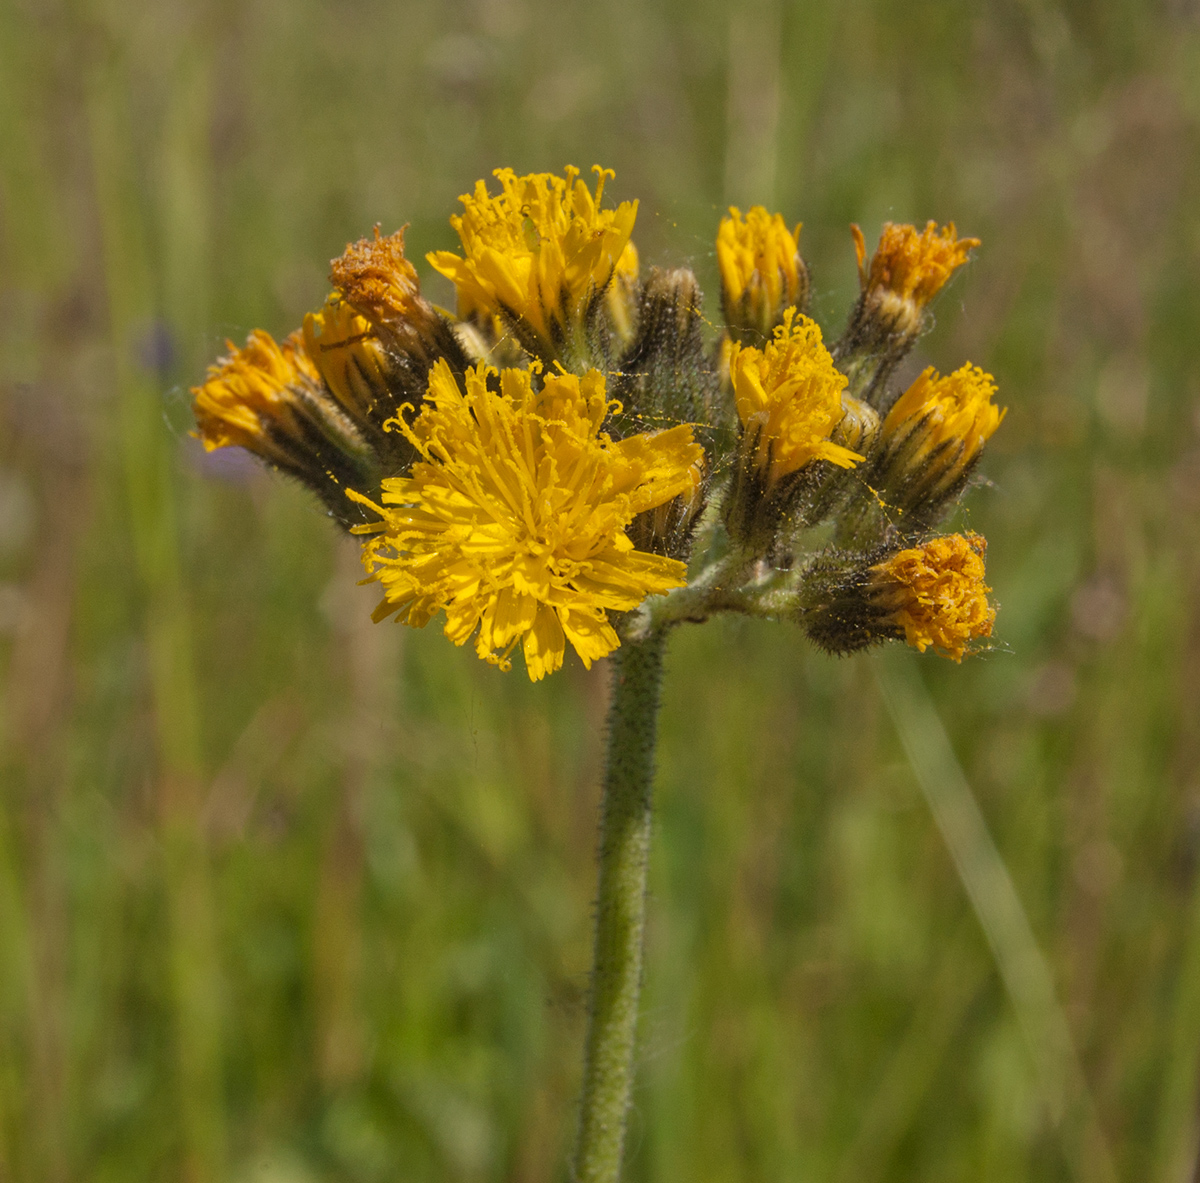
[
  {"left": 852, "top": 221, "right": 979, "bottom": 309},
  {"left": 873, "top": 533, "right": 995, "bottom": 661},
  {"left": 330, "top": 226, "right": 423, "bottom": 327},
  {"left": 192, "top": 329, "right": 318, "bottom": 458}
]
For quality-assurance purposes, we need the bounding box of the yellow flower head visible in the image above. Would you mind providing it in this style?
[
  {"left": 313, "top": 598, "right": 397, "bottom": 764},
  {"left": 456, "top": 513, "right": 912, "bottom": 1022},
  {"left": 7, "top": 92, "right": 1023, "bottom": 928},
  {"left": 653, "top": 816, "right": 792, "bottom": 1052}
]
[
  {"left": 883, "top": 364, "right": 1006, "bottom": 484},
  {"left": 351, "top": 360, "right": 702, "bottom": 681},
  {"left": 871, "top": 533, "right": 996, "bottom": 661},
  {"left": 303, "top": 295, "right": 397, "bottom": 426},
  {"left": 192, "top": 329, "right": 319, "bottom": 462},
  {"left": 717, "top": 206, "right": 805, "bottom": 340},
  {"left": 427, "top": 165, "right": 638, "bottom": 358},
  {"left": 728, "top": 308, "right": 864, "bottom": 483}
]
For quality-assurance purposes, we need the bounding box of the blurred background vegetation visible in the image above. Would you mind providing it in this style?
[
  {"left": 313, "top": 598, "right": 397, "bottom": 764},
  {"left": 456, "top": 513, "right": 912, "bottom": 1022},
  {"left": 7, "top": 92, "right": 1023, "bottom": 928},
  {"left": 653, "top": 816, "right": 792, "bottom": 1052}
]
[{"left": 2, "top": 0, "right": 1200, "bottom": 1179}]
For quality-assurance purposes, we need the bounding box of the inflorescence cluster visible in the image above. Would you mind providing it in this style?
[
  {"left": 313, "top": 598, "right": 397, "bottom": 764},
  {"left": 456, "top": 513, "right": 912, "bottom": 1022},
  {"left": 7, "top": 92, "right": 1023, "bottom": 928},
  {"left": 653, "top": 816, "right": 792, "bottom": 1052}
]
[{"left": 193, "top": 166, "right": 1003, "bottom": 679}]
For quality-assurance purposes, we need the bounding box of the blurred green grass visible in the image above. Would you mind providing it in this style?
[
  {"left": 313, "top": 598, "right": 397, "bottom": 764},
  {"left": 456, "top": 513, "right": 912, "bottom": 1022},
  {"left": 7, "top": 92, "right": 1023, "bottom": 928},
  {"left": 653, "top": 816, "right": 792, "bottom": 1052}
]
[{"left": 3, "top": 0, "right": 1200, "bottom": 1179}]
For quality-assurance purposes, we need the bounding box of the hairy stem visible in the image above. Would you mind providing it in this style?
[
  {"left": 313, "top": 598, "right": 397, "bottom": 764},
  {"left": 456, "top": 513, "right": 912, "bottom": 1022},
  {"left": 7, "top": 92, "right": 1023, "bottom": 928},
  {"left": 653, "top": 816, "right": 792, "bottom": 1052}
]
[
  {"left": 625, "top": 552, "right": 795, "bottom": 639},
  {"left": 573, "top": 632, "right": 667, "bottom": 1183}
]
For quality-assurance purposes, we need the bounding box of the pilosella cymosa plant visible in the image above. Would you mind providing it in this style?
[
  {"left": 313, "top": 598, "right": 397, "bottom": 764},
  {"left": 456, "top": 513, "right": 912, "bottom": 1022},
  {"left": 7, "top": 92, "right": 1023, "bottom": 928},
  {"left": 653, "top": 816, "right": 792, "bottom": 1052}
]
[{"left": 193, "top": 167, "right": 1002, "bottom": 1183}]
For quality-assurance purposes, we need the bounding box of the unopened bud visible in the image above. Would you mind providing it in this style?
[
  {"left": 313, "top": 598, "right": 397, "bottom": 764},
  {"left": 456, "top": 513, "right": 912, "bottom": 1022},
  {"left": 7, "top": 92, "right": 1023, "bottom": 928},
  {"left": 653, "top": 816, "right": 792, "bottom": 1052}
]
[
  {"left": 838, "top": 363, "right": 1004, "bottom": 545},
  {"left": 611, "top": 266, "right": 715, "bottom": 435},
  {"left": 191, "top": 330, "right": 379, "bottom": 527},
  {"left": 302, "top": 296, "right": 420, "bottom": 473},
  {"left": 608, "top": 266, "right": 715, "bottom": 555},
  {"left": 717, "top": 206, "right": 809, "bottom": 346}
]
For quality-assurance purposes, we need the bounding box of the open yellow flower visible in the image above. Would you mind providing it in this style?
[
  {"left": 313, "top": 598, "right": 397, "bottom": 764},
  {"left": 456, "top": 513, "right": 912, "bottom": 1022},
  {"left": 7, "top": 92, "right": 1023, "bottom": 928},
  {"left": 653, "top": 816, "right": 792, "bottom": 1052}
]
[
  {"left": 871, "top": 533, "right": 995, "bottom": 661},
  {"left": 717, "top": 206, "right": 806, "bottom": 341},
  {"left": 728, "top": 308, "right": 863, "bottom": 484},
  {"left": 351, "top": 360, "right": 702, "bottom": 680},
  {"left": 427, "top": 165, "right": 638, "bottom": 359}
]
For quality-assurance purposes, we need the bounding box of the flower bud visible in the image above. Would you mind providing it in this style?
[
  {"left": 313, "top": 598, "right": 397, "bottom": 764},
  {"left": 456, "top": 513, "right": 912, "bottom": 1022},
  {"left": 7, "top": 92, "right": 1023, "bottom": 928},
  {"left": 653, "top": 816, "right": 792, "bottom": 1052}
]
[
  {"left": 830, "top": 394, "right": 880, "bottom": 457},
  {"left": 879, "top": 363, "right": 1003, "bottom": 497},
  {"left": 302, "top": 296, "right": 419, "bottom": 474},
  {"left": 837, "top": 363, "right": 1005, "bottom": 545},
  {"left": 613, "top": 268, "right": 709, "bottom": 424},
  {"left": 191, "top": 330, "right": 379, "bottom": 527},
  {"left": 717, "top": 206, "right": 809, "bottom": 346},
  {"left": 609, "top": 267, "right": 715, "bottom": 556}
]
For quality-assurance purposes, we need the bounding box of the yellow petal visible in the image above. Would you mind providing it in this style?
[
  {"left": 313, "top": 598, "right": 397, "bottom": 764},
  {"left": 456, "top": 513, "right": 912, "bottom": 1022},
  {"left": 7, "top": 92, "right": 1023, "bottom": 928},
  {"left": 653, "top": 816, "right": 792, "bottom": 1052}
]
[{"left": 523, "top": 604, "right": 566, "bottom": 681}]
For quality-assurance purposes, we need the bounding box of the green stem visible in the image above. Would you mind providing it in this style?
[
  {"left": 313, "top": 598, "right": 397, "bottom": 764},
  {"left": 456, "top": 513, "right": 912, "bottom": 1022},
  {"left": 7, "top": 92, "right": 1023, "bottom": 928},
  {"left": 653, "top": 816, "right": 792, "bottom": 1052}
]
[
  {"left": 573, "top": 632, "right": 668, "bottom": 1183},
  {"left": 625, "top": 552, "right": 796, "bottom": 639}
]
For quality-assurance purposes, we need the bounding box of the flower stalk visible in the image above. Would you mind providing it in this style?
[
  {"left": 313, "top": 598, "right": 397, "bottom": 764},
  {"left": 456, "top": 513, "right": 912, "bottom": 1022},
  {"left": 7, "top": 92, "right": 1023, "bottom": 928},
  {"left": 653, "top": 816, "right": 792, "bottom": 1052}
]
[{"left": 574, "top": 631, "right": 666, "bottom": 1183}]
